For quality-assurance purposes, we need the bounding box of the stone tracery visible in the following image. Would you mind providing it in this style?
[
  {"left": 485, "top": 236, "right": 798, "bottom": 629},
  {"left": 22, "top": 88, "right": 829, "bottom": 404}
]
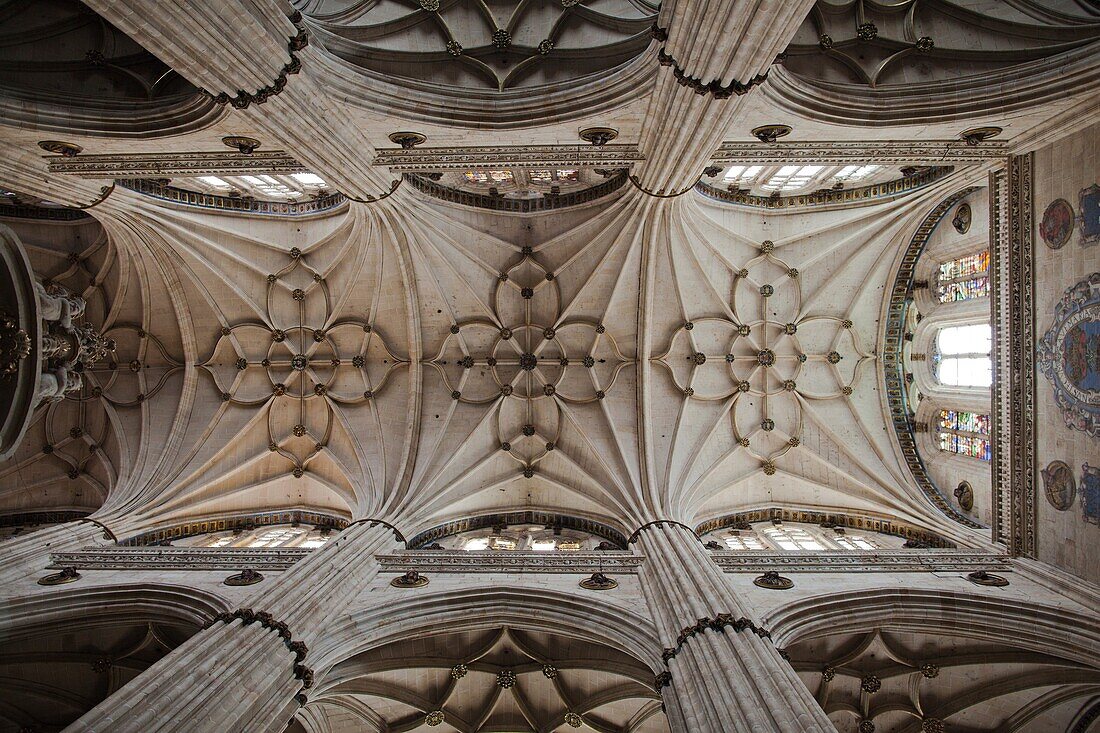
[
  {"left": 427, "top": 247, "right": 630, "bottom": 473},
  {"left": 202, "top": 246, "right": 408, "bottom": 478},
  {"left": 655, "top": 240, "right": 871, "bottom": 466}
]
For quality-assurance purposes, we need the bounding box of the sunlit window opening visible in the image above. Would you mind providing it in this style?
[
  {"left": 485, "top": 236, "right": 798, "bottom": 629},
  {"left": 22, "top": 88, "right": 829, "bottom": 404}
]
[
  {"left": 762, "top": 524, "right": 825, "bottom": 550},
  {"left": 938, "top": 250, "right": 990, "bottom": 302},
  {"left": 938, "top": 409, "right": 992, "bottom": 461},
  {"left": 936, "top": 324, "right": 992, "bottom": 387},
  {"left": 717, "top": 163, "right": 896, "bottom": 194},
  {"left": 186, "top": 172, "right": 330, "bottom": 201},
  {"left": 722, "top": 533, "right": 766, "bottom": 550},
  {"left": 463, "top": 170, "right": 514, "bottom": 184},
  {"left": 290, "top": 172, "right": 328, "bottom": 187},
  {"left": 722, "top": 164, "right": 764, "bottom": 185},
  {"left": 178, "top": 523, "right": 333, "bottom": 549},
  {"left": 706, "top": 522, "right": 887, "bottom": 551},
  {"left": 832, "top": 164, "right": 882, "bottom": 183},
  {"left": 761, "top": 165, "right": 824, "bottom": 192},
  {"left": 833, "top": 534, "right": 876, "bottom": 550}
]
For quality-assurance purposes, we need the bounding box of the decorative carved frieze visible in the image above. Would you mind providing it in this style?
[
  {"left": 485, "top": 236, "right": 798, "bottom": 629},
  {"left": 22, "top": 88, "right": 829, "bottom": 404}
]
[
  {"left": 374, "top": 145, "right": 644, "bottom": 171},
  {"left": 711, "top": 550, "right": 1011, "bottom": 573},
  {"left": 120, "top": 510, "right": 348, "bottom": 546},
  {"left": 711, "top": 141, "right": 1007, "bottom": 165},
  {"left": 376, "top": 551, "right": 643, "bottom": 573},
  {"left": 408, "top": 510, "right": 628, "bottom": 548},
  {"left": 47, "top": 151, "right": 306, "bottom": 178},
  {"left": 991, "top": 155, "right": 1037, "bottom": 556},
  {"left": 0, "top": 202, "right": 91, "bottom": 221},
  {"left": 50, "top": 547, "right": 312, "bottom": 571}
]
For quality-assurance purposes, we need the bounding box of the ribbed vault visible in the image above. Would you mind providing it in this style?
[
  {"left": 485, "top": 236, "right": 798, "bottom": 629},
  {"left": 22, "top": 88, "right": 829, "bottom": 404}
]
[{"left": 0, "top": 170, "right": 989, "bottom": 546}]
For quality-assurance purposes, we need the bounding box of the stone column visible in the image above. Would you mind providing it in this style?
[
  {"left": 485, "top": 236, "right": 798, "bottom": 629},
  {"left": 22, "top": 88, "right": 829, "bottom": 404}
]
[
  {"left": 63, "top": 521, "right": 401, "bottom": 733},
  {"left": 633, "top": 522, "right": 834, "bottom": 732},
  {"left": 633, "top": 0, "right": 815, "bottom": 192},
  {"left": 83, "top": 0, "right": 391, "bottom": 198},
  {"left": 0, "top": 521, "right": 111, "bottom": 586}
]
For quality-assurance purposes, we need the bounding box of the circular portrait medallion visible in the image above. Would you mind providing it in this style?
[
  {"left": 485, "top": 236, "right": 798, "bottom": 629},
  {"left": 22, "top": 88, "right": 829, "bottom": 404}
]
[{"left": 1040, "top": 198, "right": 1074, "bottom": 249}]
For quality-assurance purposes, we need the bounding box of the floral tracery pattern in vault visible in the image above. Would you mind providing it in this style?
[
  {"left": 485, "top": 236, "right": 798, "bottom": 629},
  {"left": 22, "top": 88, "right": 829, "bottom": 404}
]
[
  {"left": 654, "top": 240, "right": 873, "bottom": 472},
  {"left": 201, "top": 247, "right": 407, "bottom": 479},
  {"left": 427, "top": 247, "right": 631, "bottom": 475}
]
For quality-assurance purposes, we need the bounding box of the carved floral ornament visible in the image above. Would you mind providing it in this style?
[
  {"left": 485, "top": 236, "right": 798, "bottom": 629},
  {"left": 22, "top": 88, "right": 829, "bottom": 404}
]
[
  {"left": 653, "top": 240, "right": 871, "bottom": 469},
  {"left": 428, "top": 247, "right": 631, "bottom": 476},
  {"left": 202, "top": 247, "right": 407, "bottom": 478}
]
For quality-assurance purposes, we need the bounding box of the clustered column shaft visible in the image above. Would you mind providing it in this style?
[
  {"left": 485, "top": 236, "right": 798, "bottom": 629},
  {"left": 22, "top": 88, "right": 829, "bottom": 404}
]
[
  {"left": 634, "top": 0, "right": 816, "bottom": 193},
  {"left": 633, "top": 523, "right": 834, "bottom": 732},
  {"left": 63, "top": 522, "right": 400, "bottom": 733}
]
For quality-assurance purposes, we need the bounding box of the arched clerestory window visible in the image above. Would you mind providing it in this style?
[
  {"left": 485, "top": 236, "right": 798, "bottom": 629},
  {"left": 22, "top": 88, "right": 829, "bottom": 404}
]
[{"left": 934, "top": 323, "right": 991, "bottom": 388}]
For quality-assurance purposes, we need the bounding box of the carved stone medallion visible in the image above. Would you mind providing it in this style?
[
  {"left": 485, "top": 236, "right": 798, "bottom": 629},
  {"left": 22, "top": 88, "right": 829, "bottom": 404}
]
[
  {"left": 966, "top": 570, "right": 1009, "bottom": 587},
  {"left": 753, "top": 571, "right": 793, "bottom": 590},
  {"left": 37, "top": 566, "right": 81, "bottom": 585},
  {"left": 224, "top": 568, "right": 264, "bottom": 586},
  {"left": 391, "top": 570, "right": 429, "bottom": 588},
  {"left": 951, "top": 202, "right": 971, "bottom": 234},
  {"left": 953, "top": 481, "right": 974, "bottom": 511},
  {"left": 1041, "top": 460, "right": 1076, "bottom": 511},
  {"left": 579, "top": 572, "right": 618, "bottom": 590}
]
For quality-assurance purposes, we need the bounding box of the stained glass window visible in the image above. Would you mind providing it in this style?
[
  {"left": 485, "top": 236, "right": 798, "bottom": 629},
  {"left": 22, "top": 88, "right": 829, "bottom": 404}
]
[
  {"left": 938, "top": 409, "right": 992, "bottom": 461},
  {"left": 529, "top": 169, "right": 579, "bottom": 184},
  {"left": 938, "top": 250, "right": 990, "bottom": 302}
]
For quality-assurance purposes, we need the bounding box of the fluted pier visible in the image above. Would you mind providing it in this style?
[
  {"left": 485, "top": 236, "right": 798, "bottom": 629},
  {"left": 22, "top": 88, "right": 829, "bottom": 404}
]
[
  {"left": 633, "top": 523, "right": 834, "bottom": 732},
  {"left": 63, "top": 522, "right": 400, "bottom": 733}
]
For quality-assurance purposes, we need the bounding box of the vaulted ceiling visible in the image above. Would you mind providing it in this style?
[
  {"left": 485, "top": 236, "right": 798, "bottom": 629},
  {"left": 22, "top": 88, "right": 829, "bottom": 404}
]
[{"left": 0, "top": 0, "right": 1097, "bottom": 545}]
